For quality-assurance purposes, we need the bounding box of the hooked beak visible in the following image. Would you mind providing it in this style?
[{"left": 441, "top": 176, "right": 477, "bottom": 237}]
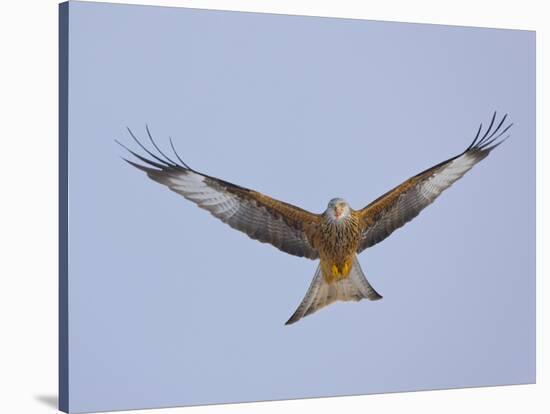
[{"left": 334, "top": 206, "right": 343, "bottom": 218}]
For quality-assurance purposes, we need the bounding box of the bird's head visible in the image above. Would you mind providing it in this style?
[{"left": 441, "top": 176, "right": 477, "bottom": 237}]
[{"left": 325, "top": 198, "right": 351, "bottom": 222}]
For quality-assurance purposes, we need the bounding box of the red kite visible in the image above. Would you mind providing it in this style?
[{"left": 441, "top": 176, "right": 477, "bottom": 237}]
[{"left": 118, "top": 112, "right": 511, "bottom": 325}]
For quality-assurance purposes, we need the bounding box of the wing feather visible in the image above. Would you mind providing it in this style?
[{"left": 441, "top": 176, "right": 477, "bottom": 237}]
[
  {"left": 357, "top": 112, "right": 511, "bottom": 252},
  {"left": 118, "top": 130, "right": 321, "bottom": 259}
]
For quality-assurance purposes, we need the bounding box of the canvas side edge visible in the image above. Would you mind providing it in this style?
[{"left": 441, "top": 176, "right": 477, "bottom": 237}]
[{"left": 59, "top": 2, "right": 70, "bottom": 413}]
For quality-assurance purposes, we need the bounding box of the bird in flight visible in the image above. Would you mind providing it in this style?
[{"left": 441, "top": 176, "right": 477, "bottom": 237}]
[{"left": 117, "top": 112, "right": 511, "bottom": 325}]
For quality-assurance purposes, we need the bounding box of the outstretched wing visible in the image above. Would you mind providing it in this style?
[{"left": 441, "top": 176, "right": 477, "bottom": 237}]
[
  {"left": 117, "top": 127, "right": 321, "bottom": 259},
  {"left": 357, "top": 112, "right": 511, "bottom": 252}
]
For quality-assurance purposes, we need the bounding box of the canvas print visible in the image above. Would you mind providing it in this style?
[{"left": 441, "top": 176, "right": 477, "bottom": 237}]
[{"left": 59, "top": 1, "right": 536, "bottom": 413}]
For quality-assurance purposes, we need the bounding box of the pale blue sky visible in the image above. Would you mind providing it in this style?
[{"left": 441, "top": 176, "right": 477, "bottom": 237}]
[{"left": 65, "top": 1, "right": 535, "bottom": 412}]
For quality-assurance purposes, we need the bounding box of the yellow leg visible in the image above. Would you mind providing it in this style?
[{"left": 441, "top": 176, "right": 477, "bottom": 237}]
[{"left": 342, "top": 261, "right": 350, "bottom": 276}]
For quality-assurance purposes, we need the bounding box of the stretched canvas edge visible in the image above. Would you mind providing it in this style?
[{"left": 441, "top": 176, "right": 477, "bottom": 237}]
[{"left": 59, "top": 2, "right": 70, "bottom": 413}]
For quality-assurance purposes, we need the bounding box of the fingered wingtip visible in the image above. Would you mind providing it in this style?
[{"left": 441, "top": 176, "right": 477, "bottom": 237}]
[
  {"left": 116, "top": 126, "right": 195, "bottom": 172},
  {"left": 467, "top": 112, "right": 512, "bottom": 152}
]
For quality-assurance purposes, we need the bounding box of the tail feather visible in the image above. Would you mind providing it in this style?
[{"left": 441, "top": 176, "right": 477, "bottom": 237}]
[
  {"left": 351, "top": 257, "right": 383, "bottom": 301},
  {"left": 287, "top": 266, "right": 323, "bottom": 323},
  {"left": 285, "top": 256, "right": 382, "bottom": 325}
]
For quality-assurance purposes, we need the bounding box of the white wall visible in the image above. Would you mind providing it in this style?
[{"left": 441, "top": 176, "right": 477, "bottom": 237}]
[{"left": 0, "top": 1, "right": 546, "bottom": 413}]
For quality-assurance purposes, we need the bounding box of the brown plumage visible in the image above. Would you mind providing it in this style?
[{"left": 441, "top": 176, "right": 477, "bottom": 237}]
[{"left": 118, "top": 112, "right": 511, "bottom": 325}]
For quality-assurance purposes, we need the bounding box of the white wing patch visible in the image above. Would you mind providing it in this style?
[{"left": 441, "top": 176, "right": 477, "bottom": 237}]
[
  {"left": 419, "top": 152, "right": 481, "bottom": 200},
  {"left": 168, "top": 171, "right": 240, "bottom": 217}
]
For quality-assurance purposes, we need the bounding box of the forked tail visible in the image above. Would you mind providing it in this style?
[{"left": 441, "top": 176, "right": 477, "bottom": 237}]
[{"left": 285, "top": 256, "right": 382, "bottom": 325}]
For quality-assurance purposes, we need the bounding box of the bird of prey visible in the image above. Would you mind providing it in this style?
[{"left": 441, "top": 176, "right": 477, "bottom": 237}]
[{"left": 117, "top": 112, "right": 511, "bottom": 325}]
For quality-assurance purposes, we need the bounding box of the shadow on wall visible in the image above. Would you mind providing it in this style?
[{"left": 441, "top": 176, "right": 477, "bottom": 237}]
[{"left": 35, "top": 395, "right": 58, "bottom": 409}]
